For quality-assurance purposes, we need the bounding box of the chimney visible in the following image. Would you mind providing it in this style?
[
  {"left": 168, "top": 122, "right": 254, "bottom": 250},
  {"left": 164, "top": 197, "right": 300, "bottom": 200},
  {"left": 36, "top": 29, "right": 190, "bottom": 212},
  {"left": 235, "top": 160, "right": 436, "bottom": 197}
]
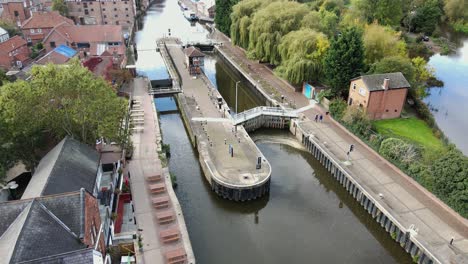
[{"left": 382, "top": 78, "right": 390, "bottom": 90}]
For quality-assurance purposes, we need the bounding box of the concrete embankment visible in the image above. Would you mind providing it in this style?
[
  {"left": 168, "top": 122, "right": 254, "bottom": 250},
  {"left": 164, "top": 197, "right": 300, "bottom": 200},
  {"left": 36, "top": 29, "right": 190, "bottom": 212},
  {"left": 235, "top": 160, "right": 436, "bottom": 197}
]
[
  {"left": 161, "top": 38, "right": 271, "bottom": 201},
  {"left": 213, "top": 40, "right": 468, "bottom": 263}
]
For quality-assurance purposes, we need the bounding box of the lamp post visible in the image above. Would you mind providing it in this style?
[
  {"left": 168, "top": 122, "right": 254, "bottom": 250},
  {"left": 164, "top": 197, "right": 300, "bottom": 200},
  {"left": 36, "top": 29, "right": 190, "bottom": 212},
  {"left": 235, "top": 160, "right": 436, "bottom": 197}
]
[{"left": 235, "top": 81, "right": 240, "bottom": 114}]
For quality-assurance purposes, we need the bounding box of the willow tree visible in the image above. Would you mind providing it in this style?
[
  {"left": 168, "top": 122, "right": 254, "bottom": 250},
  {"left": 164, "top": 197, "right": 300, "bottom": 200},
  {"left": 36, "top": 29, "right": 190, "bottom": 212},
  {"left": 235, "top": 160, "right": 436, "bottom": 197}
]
[
  {"left": 363, "top": 23, "right": 407, "bottom": 65},
  {"left": 247, "top": 1, "right": 309, "bottom": 65},
  {"left": 276, "top": 29, "right": 330, "bottom": 84},
  {"left": 230, "top": 0, "right": 271, "bottom": 48}
]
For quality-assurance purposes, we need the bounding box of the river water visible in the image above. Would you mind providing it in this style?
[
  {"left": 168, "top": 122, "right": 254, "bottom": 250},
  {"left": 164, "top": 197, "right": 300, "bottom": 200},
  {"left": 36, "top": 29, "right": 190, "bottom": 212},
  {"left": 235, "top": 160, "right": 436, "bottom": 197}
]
[
  {"left": 135, "top": 0, "right": 411, "bottom": 263},
  {"left": 425, "top": 34, "right": 468, "bottom": 155}
]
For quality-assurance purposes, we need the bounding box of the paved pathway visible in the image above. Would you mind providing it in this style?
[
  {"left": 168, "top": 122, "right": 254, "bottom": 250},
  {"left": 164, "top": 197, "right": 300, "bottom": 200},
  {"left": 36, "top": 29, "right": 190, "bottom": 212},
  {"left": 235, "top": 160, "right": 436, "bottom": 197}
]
[
  {"left": 128, "top": 77, "right": 194, "bottom": 264},
  {"left": 212, "top": 31, "right": 468, "bottom": 263}
]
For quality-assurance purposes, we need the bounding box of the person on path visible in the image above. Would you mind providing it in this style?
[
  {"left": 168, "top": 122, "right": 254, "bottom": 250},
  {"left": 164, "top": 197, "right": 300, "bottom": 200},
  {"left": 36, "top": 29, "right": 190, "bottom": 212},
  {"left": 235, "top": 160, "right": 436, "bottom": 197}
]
[
  {"left": 315, "top": 114, "right": 319, "bottom": 122},
  {"left": 319, "top": 115, "right": 323, "bottom": 122}
]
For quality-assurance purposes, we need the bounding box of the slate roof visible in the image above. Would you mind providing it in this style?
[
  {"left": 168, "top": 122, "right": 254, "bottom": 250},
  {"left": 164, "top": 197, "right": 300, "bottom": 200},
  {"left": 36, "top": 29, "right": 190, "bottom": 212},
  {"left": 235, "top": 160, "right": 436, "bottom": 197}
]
[
  {"left": 356, "top": 72, "right": 411, "bottom": 91},
  {"left": 18, "top": 248, "right": 97, "bottom": 264},
  {"left": 22, "top": 137, "right": 100, "bottom": 199},
  {"left": 0, "top": 191, "right": 91, "bottom": 264},
  {"left": 185, "top": 46, "right": 205, "bottom": 58}
]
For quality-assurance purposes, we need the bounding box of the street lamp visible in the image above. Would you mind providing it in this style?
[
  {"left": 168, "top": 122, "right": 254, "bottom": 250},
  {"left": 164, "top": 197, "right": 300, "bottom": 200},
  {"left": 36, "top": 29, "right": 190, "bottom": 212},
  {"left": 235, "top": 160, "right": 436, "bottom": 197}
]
[{"left": 235, "top": 81, "right": 240, "bottom": 113}]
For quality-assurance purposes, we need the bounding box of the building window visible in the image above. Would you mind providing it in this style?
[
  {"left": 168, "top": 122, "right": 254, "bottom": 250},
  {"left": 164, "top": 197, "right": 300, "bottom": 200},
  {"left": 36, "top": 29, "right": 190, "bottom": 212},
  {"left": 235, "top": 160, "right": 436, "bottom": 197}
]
[
  {"left": 126, "top": 14, "right": 129, "bottom": 17},
  {"left": 113, "top": 2, "right": 116, "bottom": 4},
  {"left": 30, "top": 29, "right": 35, "bottom": 33},
  {"left": 127, "top": 21, "right": 130, "bottom": 24},
  {"left": 103, "top": 8, "right": 106, "bottom": 11},
  {"left": 125, "top": 8, "right": 128, "bottom": 10},
  {"left": 116, "top": 21, "right": 119, "bottom": 25},
  {"left": 359, "top": 87, "right": 366, "bottom": 96},
  {"left": 50, "top": 41, "right": 56, "bottom": 48},
  {"left": 125, "top": 1, "right": 128, "bottom": 3},
  {"left": 14, "top": 11, "right": 19, "bottom": 17},
  {"left": 37, "top": 28, "right": 42, "bottom": 33},
  {"left": 104, "top": 15, "right": 107, "bottom": 18},
  {"left": 83, "top": 3, "right": 88, "bottom": 8},
  {"left": 394, "top": 109, "right": 398, "bottom": 112},
  {"left": 115, "top": 14, "right": 118, "bottom": 17},
  {"left": 114, "top": 8, "right": 117, "bottom": 11},
  {"left": 84, "top": 9, "right": 89, "bottom": 15},
  {"left": 90, "top": 2, "right": 93, "bottom": 4},
  {"left": 353, "top": 83, "right": 356, "bottom": 90},
  {"left": 105, "top": 21, "right": 108, "bottom": 24},
  {"left": 386, "top": 109, "right": 389, "bottom": 112},
  {"left": 91, "top": 8, "right": 94, "bottom": 11}
]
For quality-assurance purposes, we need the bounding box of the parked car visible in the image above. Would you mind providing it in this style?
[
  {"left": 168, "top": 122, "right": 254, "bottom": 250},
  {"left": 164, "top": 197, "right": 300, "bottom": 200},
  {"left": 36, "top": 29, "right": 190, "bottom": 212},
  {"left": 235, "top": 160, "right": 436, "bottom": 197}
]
[{"left": 422, "top": 36, "right": 430, "bottom": 42}]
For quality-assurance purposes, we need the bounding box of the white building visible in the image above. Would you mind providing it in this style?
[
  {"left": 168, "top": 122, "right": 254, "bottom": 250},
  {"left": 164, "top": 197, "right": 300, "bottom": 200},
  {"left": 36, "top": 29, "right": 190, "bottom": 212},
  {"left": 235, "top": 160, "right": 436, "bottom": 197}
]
[{"left": 0, "top": 26, "right": 9, "bottom": 43}]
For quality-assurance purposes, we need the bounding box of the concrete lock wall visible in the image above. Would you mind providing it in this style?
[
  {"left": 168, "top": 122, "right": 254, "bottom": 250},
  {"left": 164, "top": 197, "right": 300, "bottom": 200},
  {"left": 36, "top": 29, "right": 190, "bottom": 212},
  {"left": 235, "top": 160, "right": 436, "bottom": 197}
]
[{"left": 290, "top": 120, "right": 435, "bottom": 264}]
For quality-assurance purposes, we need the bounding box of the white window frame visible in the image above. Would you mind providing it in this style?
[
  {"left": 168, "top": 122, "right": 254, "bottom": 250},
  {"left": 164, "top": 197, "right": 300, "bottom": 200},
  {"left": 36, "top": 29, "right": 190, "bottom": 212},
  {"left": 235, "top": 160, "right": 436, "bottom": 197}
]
[
  {"left": 30, "top": 29, "right": 35, "bottom": 33},
  {"left": 359, "top": 87, "right": 366, "bottom": 96}
]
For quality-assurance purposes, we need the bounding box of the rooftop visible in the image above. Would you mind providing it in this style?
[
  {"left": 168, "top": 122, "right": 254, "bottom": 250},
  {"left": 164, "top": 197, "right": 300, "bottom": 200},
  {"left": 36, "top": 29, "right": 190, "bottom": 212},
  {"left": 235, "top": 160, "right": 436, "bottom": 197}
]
[
  {"left": 0, "top": 36, "right": 27, "bottom": 54},
  {"left": 36, "top": 45, "right": 78, "bottom": 65},
  {"left": 0, "top": 190, "right": 91, "bottom": 263},
  {"left": 184, "top": 46, "right": 205, "bottom": 58},
  {"left": 21, "top": 137, "right": 100, "bottom": 199},
  {"left": 356, "top": 72, "right": 411, "bottom": 91},
  {"left": 21, "top": 11, "right": 73, "bottom": 29},
  {"left": 0, "top": 26, "right": 7, "bottom": 35}
]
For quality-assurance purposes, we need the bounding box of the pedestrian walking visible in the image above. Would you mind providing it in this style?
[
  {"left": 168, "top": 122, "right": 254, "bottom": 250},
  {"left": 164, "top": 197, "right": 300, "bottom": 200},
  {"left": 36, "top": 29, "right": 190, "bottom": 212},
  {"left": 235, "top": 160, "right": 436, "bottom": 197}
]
[
  {"left": 319, "top": 115, "right": 323, "bottom": 122},
  {"left": 314, "top": 114, "right": 318, "bottom": 122}
]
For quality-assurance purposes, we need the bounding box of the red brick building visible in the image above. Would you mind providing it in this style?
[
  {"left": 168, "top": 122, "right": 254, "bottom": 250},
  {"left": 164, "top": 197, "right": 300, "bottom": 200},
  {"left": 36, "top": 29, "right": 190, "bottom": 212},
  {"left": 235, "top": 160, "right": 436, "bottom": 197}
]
[
  {"left": 0, "top": 35, "right": 31, "bottom": 70},
  {"left": 348, "top": 72, "right": 410, "bottom": 120},
  {"left": 21, "top": 11, "right": 74, "bottom": 44},
  {"left": 0, "top": 0, "right": 31, "bottom": 26}
]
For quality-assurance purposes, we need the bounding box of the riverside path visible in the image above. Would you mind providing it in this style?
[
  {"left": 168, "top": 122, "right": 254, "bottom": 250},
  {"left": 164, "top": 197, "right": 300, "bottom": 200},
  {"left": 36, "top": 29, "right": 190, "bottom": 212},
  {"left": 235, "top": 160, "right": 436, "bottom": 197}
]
[
  {"left": 211, "top": 30, "right": 468, "bottom": 263},
  {"left": 162, "top": 38, "right": 271, "bottom": 201}
]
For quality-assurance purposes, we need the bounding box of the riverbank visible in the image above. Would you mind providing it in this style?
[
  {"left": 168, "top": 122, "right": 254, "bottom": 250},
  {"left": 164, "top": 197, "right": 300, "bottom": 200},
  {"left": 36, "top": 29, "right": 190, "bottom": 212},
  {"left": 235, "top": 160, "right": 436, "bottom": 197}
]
[{"left": 212, "top": 29, "right": 468, "bottom": 263}]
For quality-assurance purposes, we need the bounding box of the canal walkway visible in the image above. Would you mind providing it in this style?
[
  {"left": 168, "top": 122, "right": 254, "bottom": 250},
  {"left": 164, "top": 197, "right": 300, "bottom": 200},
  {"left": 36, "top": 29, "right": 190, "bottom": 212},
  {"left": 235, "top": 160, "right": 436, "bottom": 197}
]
[
  {"left": 163, "top": 38, "right": 271, "bottom": 201},
  {"left": 212, "top": 31, "right": 468, "bottom": 263},
  {"left": 128, "top": 77, "right": 195, "bottom": 264}
]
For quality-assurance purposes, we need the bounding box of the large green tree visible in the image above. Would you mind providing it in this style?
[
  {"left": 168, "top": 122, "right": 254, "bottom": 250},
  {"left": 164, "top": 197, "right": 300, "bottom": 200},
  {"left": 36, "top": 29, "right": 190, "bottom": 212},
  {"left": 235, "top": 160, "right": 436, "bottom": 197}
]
[
  {"left": 351, "top": 0, "right": 403, "bottom": 27},
  {"left": 369, "top": 56, "right": 416, "bottom": 84},
  {"left": 215, "top": 0, "right": 239, "bottom": 36},
  {"left": 323, "top": 27, "right": 365, "bottom": 95},
  {"left": 0, "top": 59, "right": 127, "bottom": 180},
  {"left": 275, "top": 29, "right": 329, "bottom": 84},
  {"left": 247, "top": 1, "right": 308, "bottom": 65},
  {"left": 363, "top": 23, "right": 407, "bottom": 64},
  {"left": 230, "top": 0, "right": 270, "bottom": 48},
  {"left": 411, "top": 0, "right": 442, "bottom": 34}
]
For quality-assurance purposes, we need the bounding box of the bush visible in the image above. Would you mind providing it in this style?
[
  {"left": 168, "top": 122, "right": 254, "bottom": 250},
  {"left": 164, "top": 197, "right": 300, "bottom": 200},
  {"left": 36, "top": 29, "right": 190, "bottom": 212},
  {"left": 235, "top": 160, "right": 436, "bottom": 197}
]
[
  {"left": 342, "top": 106, "right": 372, "bottom": 138},
  {"left": 379, "top": 138, "right": 420, "bottom": 167},
  {"left": 328, "top": 99, "right": 347, "bottom": 120}
]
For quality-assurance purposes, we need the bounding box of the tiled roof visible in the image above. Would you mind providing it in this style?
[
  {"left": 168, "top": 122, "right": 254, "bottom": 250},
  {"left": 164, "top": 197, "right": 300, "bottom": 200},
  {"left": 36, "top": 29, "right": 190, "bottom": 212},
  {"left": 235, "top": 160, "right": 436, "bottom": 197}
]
[
  {"left": 0, "top": 191, "right": 91, "bottom": 263},
  {"left": 18, "top": 248, "right": 98, "bottom": 264},
  {"left": 0, "top": 36, "right": 27, "bottom": 53},
  {"left": 21, "top": 137, "right": 100, "bottom": 199},
  {"left": 184, "top": 46, "right": 205, "bottom": 58},
  {"left": 357, "top": 72, "right": 411, "bottom": 91},
  {"left": 46, "top": 23, "right": 123, "bottom": 44},
  {"left": 21, "top": 11, "right": 73, "bottom": 29}
]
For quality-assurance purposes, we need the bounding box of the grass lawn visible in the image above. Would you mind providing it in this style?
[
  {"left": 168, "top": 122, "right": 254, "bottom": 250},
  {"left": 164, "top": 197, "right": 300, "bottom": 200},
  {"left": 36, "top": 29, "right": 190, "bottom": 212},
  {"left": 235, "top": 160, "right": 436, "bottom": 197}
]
[{"left": 373, "top": 117, "right": 444, "bottom": 150}]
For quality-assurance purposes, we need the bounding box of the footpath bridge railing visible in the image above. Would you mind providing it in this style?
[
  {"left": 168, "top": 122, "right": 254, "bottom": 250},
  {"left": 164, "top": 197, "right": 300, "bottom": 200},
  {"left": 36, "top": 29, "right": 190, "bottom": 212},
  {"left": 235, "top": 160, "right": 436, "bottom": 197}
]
[{"left": 233, "top": 106, "right": 298, "bottom": 125}]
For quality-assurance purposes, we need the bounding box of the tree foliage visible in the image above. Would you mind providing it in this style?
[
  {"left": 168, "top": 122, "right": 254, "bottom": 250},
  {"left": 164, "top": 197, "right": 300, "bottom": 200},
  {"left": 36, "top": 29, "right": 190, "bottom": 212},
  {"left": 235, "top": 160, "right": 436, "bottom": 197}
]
[
  {"left": 430, "top": 149, "right": 468, "bottom": 216},
  {"left": 363, "top": 23, "right": 407, "bottom": 64},
  {"left": 0, "top": 59, "right": 127, "bottom": 179},
  {"left": 302, "top": 10, "right": 339, "bottom": 36},
  {"left": 328, "top": 99, "right": 347, "bottom": 120},
  {"left": 369, "top": 56, "right": 416, "bottom": 84},
  {"left": 52, "top": 0, "right": 69, "bottom": 17},
  {"left": 215, "top": 0, "right": 240, "bottom": 36},
  {"left": 411, "top": 0, "right": 442, "bottom": 34},
  {"left": 247, "top": 1, "right": 308, "bottom": 65},
  {"left": 275, "top": 29, "right": 329, "bottom": 84},
  {"left": 379, "top": 138, "right": 419, "bottom": 166},
  {"left": 230, "top": 0, "right": 269, "bottom": 48},
  {"left": 351, "top": 0, "right": 403, "bottom": 27},
  {"left": 323, "top": 27, "right": 365, "bottom": 95},
  {"left": 444, "top": 0, "right": 468, "bottom": 22},
  {"left": 0, "top": 20, "right": 21, "bottom": 37}
]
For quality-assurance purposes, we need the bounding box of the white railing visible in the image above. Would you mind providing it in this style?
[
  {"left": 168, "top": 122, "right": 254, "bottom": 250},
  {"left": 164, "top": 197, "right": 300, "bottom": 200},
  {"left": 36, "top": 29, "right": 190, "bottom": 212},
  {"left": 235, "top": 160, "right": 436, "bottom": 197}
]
[{"left": 233, "top": 106, "right": 298, "bottom": 124}]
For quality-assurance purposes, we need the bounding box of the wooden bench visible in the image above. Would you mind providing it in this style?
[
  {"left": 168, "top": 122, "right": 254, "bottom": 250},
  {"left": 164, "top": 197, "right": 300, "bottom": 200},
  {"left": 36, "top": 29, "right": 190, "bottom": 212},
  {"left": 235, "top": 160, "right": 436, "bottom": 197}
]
[
  {"left": 165, "top": 248, "right": 187, "bottom": 264},
  {"left": 160, "top": 227, "right": 180, "bottom": 243},
  {"left": 155, "top": 210, "right": 175, "bottom": 225},
  {"left": 149, "top": 183, "right": 166, "bottom": 194},
  {"left": 146, "top": 174, "right": 162, "bottom": 182},
  {"left": 152, "top": 196, "right": 170, "bottom": 209}
]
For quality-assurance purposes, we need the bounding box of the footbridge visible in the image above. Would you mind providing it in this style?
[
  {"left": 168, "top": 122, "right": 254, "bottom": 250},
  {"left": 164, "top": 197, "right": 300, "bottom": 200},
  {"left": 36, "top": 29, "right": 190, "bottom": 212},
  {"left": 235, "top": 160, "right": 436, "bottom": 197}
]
[{"left": 233, "top": 106, "right": 298, "bottom": 131}]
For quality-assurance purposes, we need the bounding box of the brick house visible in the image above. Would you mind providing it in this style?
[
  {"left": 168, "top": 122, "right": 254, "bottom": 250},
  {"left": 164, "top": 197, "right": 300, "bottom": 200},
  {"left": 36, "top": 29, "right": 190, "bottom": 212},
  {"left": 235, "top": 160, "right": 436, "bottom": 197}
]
[
  {"left": 0, "top": 35, "right": 31, "bottom": 70},
  {"left": 21, "top": 11, "right": 74, "bottom": 44},
  {"left": 66, "top": 0, "right": 135, "bottom": 32},
  {"left": 43, "top": 23, "right": 126, "bottom": 64},
  {"left": 348, "top": 72, "right": 410, "bottom": 120},
  {"left": 22, "top": 136, "right": 124, "bottom": 248},
  {"left": 0, "top": 0, "right": 31, "bottom": 26},
  {"left": 0, "top": 189, "right": 107, "bottom": 263},
  {"left": 185, "top": 46, "right": 205, "bottom": 75}
]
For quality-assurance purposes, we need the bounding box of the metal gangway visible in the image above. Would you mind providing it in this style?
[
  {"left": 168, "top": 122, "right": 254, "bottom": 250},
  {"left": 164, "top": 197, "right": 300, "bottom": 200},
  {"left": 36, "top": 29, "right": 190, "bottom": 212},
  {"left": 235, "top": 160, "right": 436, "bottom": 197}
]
[{"left": 233, "top": 106, "right": 298, "bottom": 125}]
